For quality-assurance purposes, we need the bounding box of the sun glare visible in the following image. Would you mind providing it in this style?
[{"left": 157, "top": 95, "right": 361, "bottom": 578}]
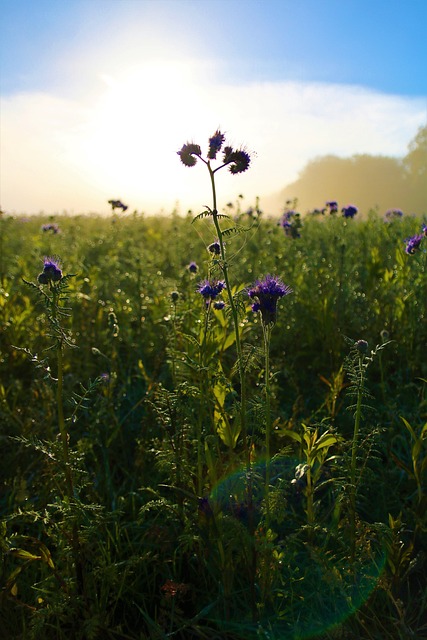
[{"left": 68, "top": 60, "right": 213, "bottom": 211}]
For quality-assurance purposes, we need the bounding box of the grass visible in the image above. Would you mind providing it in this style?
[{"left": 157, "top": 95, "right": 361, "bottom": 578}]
[{"left": 0, "top": 142, "right": 427, "bottom": 639}]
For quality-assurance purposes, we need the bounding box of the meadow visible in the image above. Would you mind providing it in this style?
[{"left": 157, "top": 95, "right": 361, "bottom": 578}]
[{"left": 1, "top": 134, "right": 426, "bottom": 640}]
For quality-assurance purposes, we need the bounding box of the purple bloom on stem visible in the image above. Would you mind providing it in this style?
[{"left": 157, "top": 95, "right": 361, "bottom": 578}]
[
  {"left": 222, "top": 146, "right": 251, "bottom": 174},
  {"left": 177, "top": 142, "right": 202, "bottom": 167},
  {"left": 341, "top": 204, "right": 358, "bottom": 218},
  {"left": 326, "top": 200, "right": 338, "bottom": 214},
  {"left": 248, "top": 274, "right": 292, "bottom": 325},
  {"left": 207, "top": 130, "right": 225, "bottom": 160},
  {"left": 405, "top": 234, "right": 424, "bottom": 255},
  {"left": 197, "top": 279, "right": 225, "bottom": 302},
  {"left": 208, "top": 241, "right": 221, "bottom": 255},
  {"left": 213, "top": 300, "right": 225, "bottom": 310},
  {"left": 188, "top": 261, "right": 198, "bottom": 273},
  {"left": 39, "top": 257, "right": 62, "bottom": 283},
  {"left": 384, "top": 208, "right": 404, "bottom": 221}
]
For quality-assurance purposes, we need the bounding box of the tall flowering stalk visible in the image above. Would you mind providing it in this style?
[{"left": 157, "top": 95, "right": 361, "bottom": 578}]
[
  {"left": 248, "top": 275, "right": 292, "bottom": 511},
  {"left": 178, "top": 131, "right": 251, "bottom": 458},
  {"left": 26, "top": 258, "right": 85, "bottom": 596}
]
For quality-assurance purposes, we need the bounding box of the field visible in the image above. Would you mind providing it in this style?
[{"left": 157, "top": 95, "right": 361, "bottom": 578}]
[{"left": 1, "top": 186, "right": 426, "bottom": 639}]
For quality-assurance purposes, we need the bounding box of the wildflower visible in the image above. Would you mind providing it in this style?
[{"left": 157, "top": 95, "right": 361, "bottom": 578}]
[
  {"left": 248, "top": 274, "right": 292, "bottom": 325},
  {"left": 342, "top": 204, "right": 358, "bottom": 218},
  {"left": 188, "top": 261, "right": 198, "bottom": 273},
  {"left": 222, "top": 147, "right": 251, "bottom": 174},
  {"left": 213, "top": 300, "right": 225, "bottom": 310},
  {"left": 170, "top": 291, "right": 179, "bottom": 303},
  {"left": 355, "top": 339, "right": 369, "bottom": 354},
  {"left": 38, "top": 257, "right": 62, "bottom": 284},
  {"left": 108, "top": 199, "right": 128, "bottom": 212},
  {"left": 326, "top": 200, "right": 338, "bottom": 214},
  {"left": 384, "top": 208, "right": 404, "bottom": 221},
  {"left": 207, "top": 130, "right": 225, "bottom": 160},
  {"left": 208, "top": 241, "right": 221, "bottom": 255},
  {"left": 405, "top": 233, "right": 424, "bottom": 255},
  {"left": 42, "top": 223, "right": 60, "bottom": 234},
  {"left": 197, "top": 279, "right": 225, "bottom": 302},
  {"left": 280, "top": 210, "right": 302, "bottom": 238},
  {"left": 177, "top": 142, "right": 202, "bottom": 167}
]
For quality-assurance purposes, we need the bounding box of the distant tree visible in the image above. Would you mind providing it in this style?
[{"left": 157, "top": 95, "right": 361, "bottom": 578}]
[
  {"left": 402, "top": 124, "right": 427, "bottom": 213},
  {"left": 277, "top": 154, "right": 408, "bottom": 215}
]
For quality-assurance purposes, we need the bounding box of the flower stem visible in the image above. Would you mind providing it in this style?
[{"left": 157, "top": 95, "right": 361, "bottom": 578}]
[
  {"left": 350, "top": 356, "right": 363, "bottom": 562},
  {"left": 207, "top": 163, "right": 248, "bottom": 461}
]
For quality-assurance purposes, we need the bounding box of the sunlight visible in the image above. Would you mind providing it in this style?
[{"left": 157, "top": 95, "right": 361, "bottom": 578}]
[{"left": 67, "top": 60, "right": 213, "bottom": 209}]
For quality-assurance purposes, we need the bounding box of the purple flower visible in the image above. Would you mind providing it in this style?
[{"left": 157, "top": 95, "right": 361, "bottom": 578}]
[
  {"left": 341, "top": 204, "right": 358, "bottom": 218},
  {"left": 213, "top": 300, "right": 225, "bottom": 310},
  {"left": 248, "top": 274, "right": 292, "bottom": 325},
  {"left": 188, "top": 261, "right": 198, "bottom": 273},
  {"left": 42, "top": 223, "right": 60, "bottom": 234},
  {"left": 405, "top": 234, "right": 424, "bottom": 255},
  {"left": 108, "top": 199, "right": 128, "bottom": 212},
  {"left": 280, "top": 210, "right": 302, "bottom": 238},
  {"left": 326, "top": 201, "right": 338, "bottom": 214},
  {"left": 197, "top": 279, "right": 225, "bottom": 302},
  {"left": 38, "top": 257, "right": 63, "bottom": 284},
  {"left": 384, "top": 208, "right": 404, "bottom": 221},
  {"left": 177, "top": 142, "right": 202, "bottom": 167},
  {"left": 222, "top": 146, "right": 251, "bottom": 174},
  {"left": 208, "top": 241, "right": 221, "bottom": 255},
  {"left": 207, "top": 130, "right": 225, "bottom": 160}
]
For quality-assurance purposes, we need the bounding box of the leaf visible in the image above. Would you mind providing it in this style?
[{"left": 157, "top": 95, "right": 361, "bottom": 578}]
[{"left": 9, "top": 548, "right": 41, "bottom": 562}]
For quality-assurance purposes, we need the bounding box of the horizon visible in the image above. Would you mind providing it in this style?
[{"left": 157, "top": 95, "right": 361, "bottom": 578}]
[{"left": 1, "top": 0, "right": 426, "bottom": 216}]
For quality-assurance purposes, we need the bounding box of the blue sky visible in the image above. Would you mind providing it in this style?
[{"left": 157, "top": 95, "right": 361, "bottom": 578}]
[{"left": 1, "top": 0, "right": 426, "bottom": 214}]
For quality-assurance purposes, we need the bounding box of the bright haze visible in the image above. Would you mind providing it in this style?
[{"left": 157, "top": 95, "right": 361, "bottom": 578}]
[{"left": 1, "top": 0, "right": 426, "bottom": 216}]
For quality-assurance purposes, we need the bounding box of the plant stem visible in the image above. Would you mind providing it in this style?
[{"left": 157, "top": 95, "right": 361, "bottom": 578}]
[
  {"left": 262, "top": 322, "right": 272, "bottom": 513},
  {"left": 350, "top": 356, "right": 363, "bottom": 561},
  {"left": 52, "top": 285, "right": 85, "bottom": 598},
  {"left": 207, "top": 163, "right": 248, "bottom": 462}
]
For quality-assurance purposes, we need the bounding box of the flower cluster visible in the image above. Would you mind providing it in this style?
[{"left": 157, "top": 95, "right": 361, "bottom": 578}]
[
  {"left": 42, "top": 223, "right": 60, "bottom": 234},
  {"left": 341, "top": 204, "right": 358, "bottom": 218},
  {"left": 280, "top": 209, "right": 302, "bottom": 239},
  {"left": 37, "top": 257, "right": 63, "bottom": 285},
  {"left": 405, "top": 233, "right": 424, "bottom": 255},
  {"left": 108, "top": 199, "right": 128, "bottom": 212},
  {"left": 208, "top": 241, "right": 221, "bottom": 255},
  {"left": 248, "top": 274, "right": 292, "bottom": 325},
  {"left": 197, "top": 279, "right": 225, "bottom": 303},
  {"left": 177, "top": 130, "right": 251, "bottom": 174},
  {"left": 326, "top": 200, "right": 339, "bottom": 214},
  {"left": 384, "top": 208, "right": 404, "bottom": 221}
]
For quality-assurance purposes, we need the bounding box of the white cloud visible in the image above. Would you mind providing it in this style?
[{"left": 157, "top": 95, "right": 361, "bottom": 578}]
[{"left": 1, "top": 64, "right": 425, "bottom": 215}]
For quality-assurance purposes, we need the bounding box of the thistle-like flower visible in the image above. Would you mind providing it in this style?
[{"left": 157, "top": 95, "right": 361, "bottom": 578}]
[
  {"left": 37, "top": 257, "right": 63, "bottom": 284},
  {"left": 342, "top": 204, "right": 358, "bottom": 218},
  {"left": 404, "top": 233, "right": 424, "bottom": 255},
  {"left": 326, "top": 200, "right": 338, "bottom": 214},
  {"left": 248, "top": 274, "right": 292, "bottom": 325},
  {"left": 177, "top": 142, "right": 202, "bottom": 167},
  {"left": 207, "top": 130, "right": 226, "bottom": 160},
  {"left": 197, "top": 279, "right": 225, "bottom": 303},
  {"left": 177, "top": 131, "right": 251, "bottom": 174},
  {"left": 208, "top": 241, "right": 221, "bottom": 255}
]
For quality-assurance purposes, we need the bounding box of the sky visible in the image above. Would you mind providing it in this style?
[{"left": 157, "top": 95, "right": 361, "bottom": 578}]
[{"left": 1, "top": 0, "right": 426, "bottom": 216}]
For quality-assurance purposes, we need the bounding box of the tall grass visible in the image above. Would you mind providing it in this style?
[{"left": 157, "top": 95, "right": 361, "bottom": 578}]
[{"left": 0, "top": 151, "right": 426, "bottom": 639}]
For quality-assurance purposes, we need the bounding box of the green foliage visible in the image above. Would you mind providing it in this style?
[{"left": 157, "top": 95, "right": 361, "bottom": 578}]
[{"left": 0, "top": 207, "right": 426, "bottom": 639}]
